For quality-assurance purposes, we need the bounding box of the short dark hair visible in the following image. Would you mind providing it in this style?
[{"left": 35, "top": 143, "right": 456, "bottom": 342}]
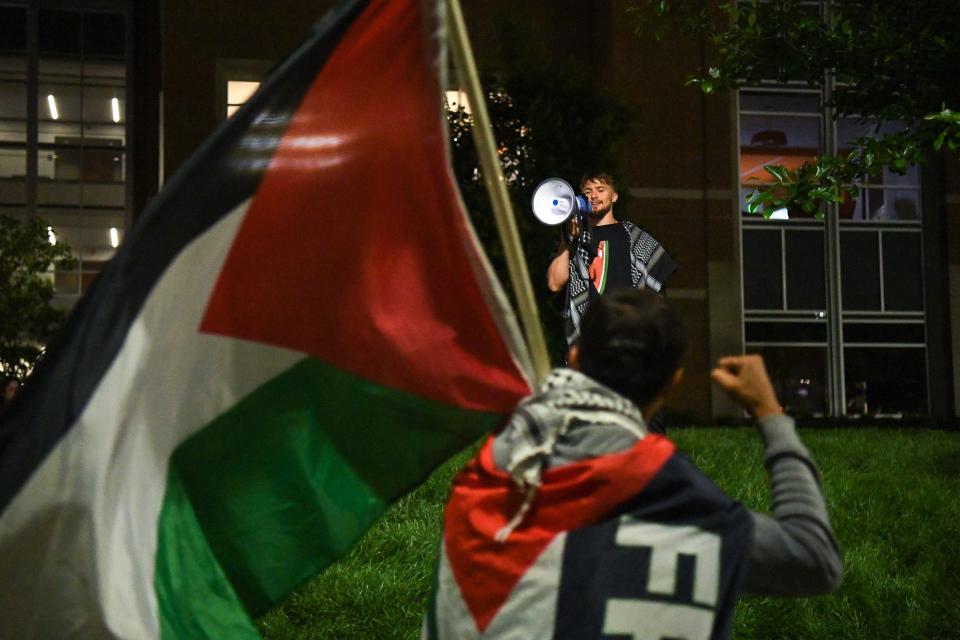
[
  {"left": 580, "top": 171, "right": 617, "bottom": 192},
  {"left": 577, "top": 288, "right": 687, "bottom": 408}
]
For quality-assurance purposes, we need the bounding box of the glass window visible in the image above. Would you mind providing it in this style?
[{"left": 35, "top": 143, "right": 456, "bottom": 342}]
[
  {"left": 745, "top": 322, "right": 827, "bottom": 343},
  {"left": 83, "top": 85, "right": 125, "bottom": 126},
  {"left": 739, "top": 90, "right": 822, "bottom": 218},
  {"left": 445, "top": 88, "right": 471, "bottom": 113},
  {"left": 54, "top": 256, "right": 110, "bottom": 298},
  {"left": 740, "top": 92, "right": 821, "bottom": 114},
  {"left": 742, "top": 228, "right": 783, "bottom": 309},
  {"left": 82, "top": 13, "right": 125, "bottom": 59},
  {"left": 1, "top": 48, "right": 28, "bottom": 204},
  {"left": 0, "top": 152, "right": 26, "bottom": 203},
  {"left": 837, "top": 118, "right": 921, "bottom": 221},
  {"left": 738, "top": 53, "right": 930, "bottom": 416},
  {"left": 83, "top": 66, "right": 125, "bottom": 142},
  {"left": 844, "top": 347, "right": 927, "bottom": 416},
  {"left": 785, "top": 229, "right": 826, "bottom": 310},
  {"left": 54, "top": 267, "right": 80, "bottom": 296},
  {"left": 39, "top": 83, "right": 83, "bottom": 125},
  {"left": 39, "top": 10, "right": 83, "bottom": 57},
  {"left": 0, "top": 7, "right": 28, "bottom": 53},
  {"left": 739, "top": 114, "right": 822, "bottom": 177},
  {"left": 218, "top": 59, "right": 274, "bottom": 120},
  {"left": 843, "top": 322, "right": 924, "bottom": 344},
  {"left": 875, "top": 188, "right": 919, "bottom": 221},
  {"left": 0, "top": 145, "right": 26, "bottom": 178},
  {"left": 882, "top": 232, "right": 923, "bottom": 311},
  {"left": 0, "top": 80, "right": 27, "bottom": 121},
  {"left": 844, "top": 187, "right": 920, "bottom": 221},
  {"left": 840, "top": 231, "right": 880, "bottom": 310},
  {"left": 227, "top": 80, "right": 260, "bottom": 118},
  {"left": 0, "top": 4, "right": 130, "bottom": 304},
  {"left": 751, "top": 346, "right": 828, "bottom": 417},
  {"left": 38, "top": 145, "right": 123, "bottom": 196}
]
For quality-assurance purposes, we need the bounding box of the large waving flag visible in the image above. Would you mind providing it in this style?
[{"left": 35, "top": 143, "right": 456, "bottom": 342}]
[{"left": 0, "top": 0, "right": 532, "bottom": 636}]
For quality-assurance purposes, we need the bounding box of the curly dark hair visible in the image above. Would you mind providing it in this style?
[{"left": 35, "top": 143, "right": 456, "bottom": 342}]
[{"left": 577, "top": 288, "right": 687, "bottom": 408}]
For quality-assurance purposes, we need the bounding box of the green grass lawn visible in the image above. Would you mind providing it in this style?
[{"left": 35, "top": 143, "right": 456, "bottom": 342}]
[{"left": 258, "top": 428, "right": 960, "bottom": 639}]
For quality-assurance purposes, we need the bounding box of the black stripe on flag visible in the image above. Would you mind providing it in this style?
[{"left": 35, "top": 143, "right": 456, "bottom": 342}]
[{"left": 0, "top": 0, "right": 372, "bottom": 513}]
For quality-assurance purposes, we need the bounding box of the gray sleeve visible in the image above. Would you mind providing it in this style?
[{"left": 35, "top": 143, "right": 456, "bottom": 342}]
[{"left": 742, "top": 414, "right": 843, "bottom": 596}]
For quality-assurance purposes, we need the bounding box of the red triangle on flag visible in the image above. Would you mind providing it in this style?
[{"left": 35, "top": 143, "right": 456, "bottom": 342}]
[
  {"left": 200, "top": 0, "right": 529, "bottom": 413},
  {"left": 443, "top": 436, "right": 675, "bottom": 632}
]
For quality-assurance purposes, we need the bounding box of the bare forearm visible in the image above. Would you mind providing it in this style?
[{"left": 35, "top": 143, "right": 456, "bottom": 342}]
[{"left": 547, "top": 247, "right": 570, "bottom": 292}]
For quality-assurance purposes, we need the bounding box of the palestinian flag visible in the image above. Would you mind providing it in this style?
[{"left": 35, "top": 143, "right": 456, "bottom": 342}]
[
  {"left": 427, "top": 437, "right": 753, "bottom": 639},
  {"left": 0, "top": 0, "right": 532, "bottom": 637}
]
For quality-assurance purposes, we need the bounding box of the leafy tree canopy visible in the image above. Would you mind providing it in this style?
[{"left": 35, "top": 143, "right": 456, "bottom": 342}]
[
  {"left": 0, "top": 214, "right": 74, "bottom": 380},
  {"left": 630, "top": 0, "right": 960, "bottom": 216}
]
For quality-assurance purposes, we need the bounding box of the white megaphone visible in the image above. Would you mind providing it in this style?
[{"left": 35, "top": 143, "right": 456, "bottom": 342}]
[{"left": 531, "top": 178, "right": 590, "bottom": 226}]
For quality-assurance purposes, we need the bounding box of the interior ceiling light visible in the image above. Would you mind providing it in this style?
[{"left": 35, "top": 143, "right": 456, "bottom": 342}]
[
  {"left": 111, "top": 97, "right": 120, "bottom": 123},
  {"left": 109, "top": 227, "right": 119, "bottom": 248},
  {"left": 47, "top": 94, "right": 59, "bottom": 120}
]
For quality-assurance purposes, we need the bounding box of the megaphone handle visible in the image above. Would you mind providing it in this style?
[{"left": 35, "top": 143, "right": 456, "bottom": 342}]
[
  {"left": 562, "top": 221, "right": 573, "bottom": 248},
  {"left": 563, "top": 215, "right": 582, "bottom": 248}
]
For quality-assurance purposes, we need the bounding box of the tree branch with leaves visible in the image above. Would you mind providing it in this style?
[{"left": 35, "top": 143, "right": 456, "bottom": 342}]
[
  {"left": 630, "top": 0, "right": 960, "bottom": 216},
  {"left": 0, "top": 214, "right": 74, "bottom": 381}
]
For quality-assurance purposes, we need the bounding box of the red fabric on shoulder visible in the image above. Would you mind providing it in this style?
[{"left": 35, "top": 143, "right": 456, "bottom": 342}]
[{"left": 443, "top": 434, "right": 676, "bottom": 632}]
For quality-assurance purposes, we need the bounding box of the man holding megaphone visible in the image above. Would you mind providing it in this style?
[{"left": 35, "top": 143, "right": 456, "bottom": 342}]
[
  {"left": 543, "top": 172, "right": 677, "bottom": 346},
  {"left": 539, "top": 172, "right": 677, "bottom": 433}
]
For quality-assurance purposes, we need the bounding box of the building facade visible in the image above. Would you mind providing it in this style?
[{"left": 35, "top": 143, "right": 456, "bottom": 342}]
[{"left": 3, "top": 0, "right": 957, "bottom": 421}]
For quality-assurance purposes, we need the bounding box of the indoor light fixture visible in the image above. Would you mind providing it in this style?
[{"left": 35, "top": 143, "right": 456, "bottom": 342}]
[
  {"left": 47, "top": 94, "right": 59, "bottom": 120},
  {"left": 111, "top": 97, "right": 120, "bottom": 123},
  {"left": 109, "top": 227, "right": 119, "bottom": 248}
]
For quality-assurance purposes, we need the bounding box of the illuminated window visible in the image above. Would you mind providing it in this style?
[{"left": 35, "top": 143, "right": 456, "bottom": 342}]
[
  {"left": 226, "top": 80, "right": 260, "bottom": 118},
  {"left": 444, "top": 89, "right": 470, "bottom": 114},
  {"left": 217, "top": 59, "right": 273, "bottom": 121}
]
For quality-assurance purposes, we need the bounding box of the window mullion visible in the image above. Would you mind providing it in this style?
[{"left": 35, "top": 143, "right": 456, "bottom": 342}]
[
  {"left": 26, "top": 5, "right": 39, "bottom": 219},
  {"left": 822, "top": 0, "right": 846, "bottom": 415}
]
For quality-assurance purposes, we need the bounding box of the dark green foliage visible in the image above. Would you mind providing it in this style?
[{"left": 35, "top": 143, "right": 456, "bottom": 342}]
[
  {"left": 0, "top": 214, "right": 74, "bottom": 380},
  {"left": 447, "top": 18, "right": 635, "bottom": 361},
  {"left": 260, "top": 428, "right": 960, "bottom": 639},
  {"left": 630, "top": 0, "right": 960, "bottom": 217}
]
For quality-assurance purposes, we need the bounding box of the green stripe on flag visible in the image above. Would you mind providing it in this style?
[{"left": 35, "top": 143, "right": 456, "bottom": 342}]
[
  {"left": 156, "top": 466, "right": 262, "bottom": 639},
  {"left": 155, "top": 357, "right": 502, "bottom": 633}
]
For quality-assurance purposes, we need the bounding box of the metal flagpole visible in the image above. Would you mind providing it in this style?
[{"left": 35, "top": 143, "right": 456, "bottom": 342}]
[{"left": 444, "top": 0, "right": 552, "bottom": 383}]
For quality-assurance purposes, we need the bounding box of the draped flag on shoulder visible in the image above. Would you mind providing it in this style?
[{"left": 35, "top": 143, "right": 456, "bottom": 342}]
[
  {"left": 427, "top": 437, "right": 752, "bottom": 640},
  {"left": 0, "top": 0, "right": 532, "bottom": 636}
]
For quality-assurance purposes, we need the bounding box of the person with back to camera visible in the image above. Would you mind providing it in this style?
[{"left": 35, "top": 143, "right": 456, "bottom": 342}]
[
  {"left": 547, "top": 172, "right": 677, "bottom": 434},
  {"left": 424, "top": 288, "right": 842, "bottom": 640}
]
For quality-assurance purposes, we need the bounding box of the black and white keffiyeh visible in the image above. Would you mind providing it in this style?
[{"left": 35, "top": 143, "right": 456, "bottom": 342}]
[
  {"left": 563, "top": 221, "right": 676, "bottom": 346},
  {"left": 491, "top": 368, "right": 647, "bottom": 541}
]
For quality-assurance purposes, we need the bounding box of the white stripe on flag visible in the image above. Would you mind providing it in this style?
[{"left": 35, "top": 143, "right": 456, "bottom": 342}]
[{"left": 0, "top": 200, "right": 303, "bottom": 638}]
